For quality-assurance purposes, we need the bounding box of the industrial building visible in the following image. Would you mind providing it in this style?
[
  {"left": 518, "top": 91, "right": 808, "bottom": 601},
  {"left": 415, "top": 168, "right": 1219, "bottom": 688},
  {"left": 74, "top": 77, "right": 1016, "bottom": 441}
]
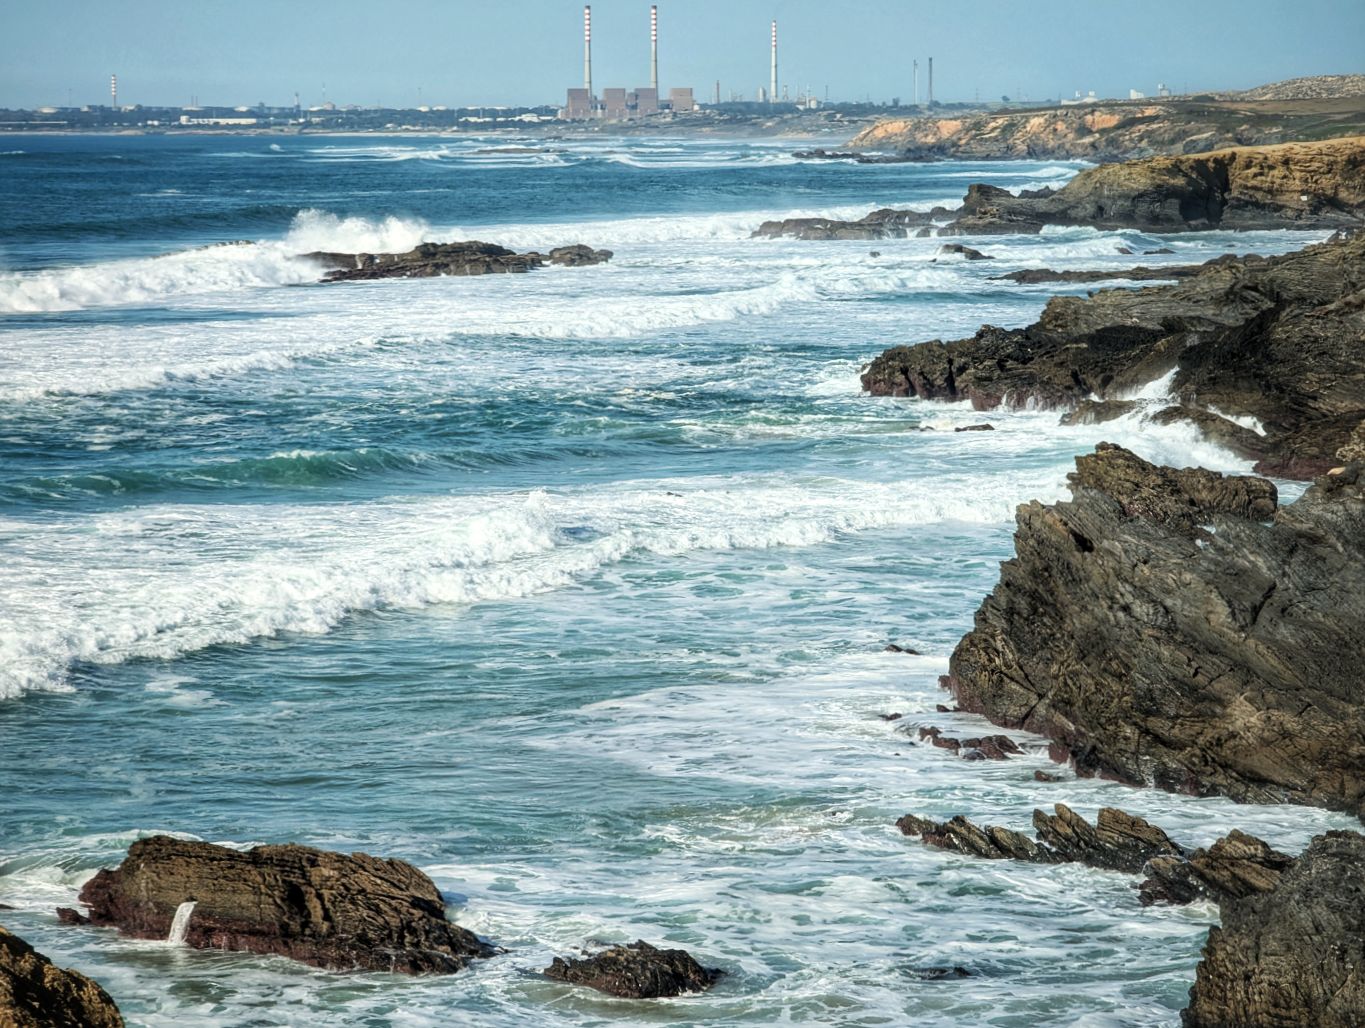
[{"left": 560, "top": 5, "right": 695, "bottom": 121}]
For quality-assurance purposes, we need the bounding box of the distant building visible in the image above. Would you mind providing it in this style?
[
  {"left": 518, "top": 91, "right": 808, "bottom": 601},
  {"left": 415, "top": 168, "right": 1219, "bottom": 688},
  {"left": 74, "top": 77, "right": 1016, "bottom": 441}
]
[
  {"left": 179, "top": 115, "right": 258, "bottom": 126},
  {"left": 603, "top": 87, "right": 628, "bottom": 120},
  {"left": 668, "top": 87, "right": 696, "bottom": 112},
  {"left": 1129, "top": 88, "right": 1146, "bottom": 100},
  {"left": 634, "top": 87, "right": 659, "bottom": 116},
  {"left": 1157, "top": 82, "right": 1172, "bottom": 97},
  {"left": 1061, "top": 89, "right": 1100, "bottom": 106},
  {"left": 563, "top": 87, "right": 594, "bottom": 119}
]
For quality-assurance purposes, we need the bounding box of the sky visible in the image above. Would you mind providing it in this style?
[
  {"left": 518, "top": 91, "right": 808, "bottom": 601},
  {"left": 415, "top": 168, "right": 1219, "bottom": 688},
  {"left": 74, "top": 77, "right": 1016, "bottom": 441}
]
[{"left": 1, "top": 0, "right": 1362, "bottom": 109}]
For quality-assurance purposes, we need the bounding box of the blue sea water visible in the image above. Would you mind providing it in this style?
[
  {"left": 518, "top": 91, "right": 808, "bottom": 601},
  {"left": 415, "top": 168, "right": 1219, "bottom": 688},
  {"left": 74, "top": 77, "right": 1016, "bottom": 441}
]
[{"left": 0, "top": 134, "right": 1352, "bottom": 1026}]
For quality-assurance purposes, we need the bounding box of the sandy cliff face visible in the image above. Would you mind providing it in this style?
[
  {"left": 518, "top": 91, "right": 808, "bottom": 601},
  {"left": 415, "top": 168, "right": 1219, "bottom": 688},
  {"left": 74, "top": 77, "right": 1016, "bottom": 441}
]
[{"left": 847, "top": 97, "right": 1365, "bottom": 160}]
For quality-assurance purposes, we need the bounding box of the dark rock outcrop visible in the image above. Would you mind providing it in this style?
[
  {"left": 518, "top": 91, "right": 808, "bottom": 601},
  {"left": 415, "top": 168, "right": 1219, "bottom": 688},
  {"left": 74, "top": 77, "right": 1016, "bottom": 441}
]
[
  {"left": 990, "top": 262, "right": 1214, "bottom": 284},
  {"left": 898, "top": 804, "right": 1181, "bottom": 872},
  {"left": 543, "top": 940, "right": 723, "bottom": 998},
  {"left": 75, "top": 836, "right": 494, "bottom": 974},
  {"left": 0, "top": 925, "right": 123, "bottom": 1028},
  {"left": 862, "top": 232, "right": 1365, "bottom": 480},
  {"left": 752, "top": 206, "right": 952, "bottom": 241},
  {"left": 916, "top": 726, "right": 1022, "bottom": 760},
  {"left": 1183, "top": 830, "right": 1365, "bottom": 1028},
  {"left": 306, "top": 240, "right": 612, "bottom": 281},
  {"left": 943, "top": 446, "right": 1365, "bottom": 818},
  {"left": 759, "top": 138, "right": 1365, "bottom": 239},
  {"left": 937, "top": 243, "right": 993, "bottom": 260},
  {"left": 1139, "top": 830, "right": 1295, "bottom": 907}
]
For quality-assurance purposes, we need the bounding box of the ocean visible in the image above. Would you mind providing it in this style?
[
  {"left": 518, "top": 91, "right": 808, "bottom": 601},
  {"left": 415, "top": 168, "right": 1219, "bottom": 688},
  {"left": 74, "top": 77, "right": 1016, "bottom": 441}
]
[{"left": 0, "top": 134, "right": 1353, "bottom": 1027}]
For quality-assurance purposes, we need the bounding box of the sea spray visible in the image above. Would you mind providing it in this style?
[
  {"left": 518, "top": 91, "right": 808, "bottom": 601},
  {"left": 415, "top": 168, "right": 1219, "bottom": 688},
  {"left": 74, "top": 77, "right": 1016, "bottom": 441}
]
[{"left": 167, "top": 900, "right": 196, "bottom": 945}]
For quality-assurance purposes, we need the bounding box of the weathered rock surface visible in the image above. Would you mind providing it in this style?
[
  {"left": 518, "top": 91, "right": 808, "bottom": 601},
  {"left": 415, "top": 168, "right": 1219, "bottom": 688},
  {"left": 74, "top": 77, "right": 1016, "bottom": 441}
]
[
  {"left": 916, "top": 726, "right": 1022, "bottom": 760},
  {"left": 943, "top": 445, "right": 1365, "bottom": 818},
  {"left": 75, "top": 836, "right": 494, "bottom": 974},
  {"left": 845, "top": 94, "right": 1365, "bottom": 161},
  {"left": 306, "top": 240, "right": 612, "bottom": 281},
  {"left": 543, "top": 940, "right": 723, "bottom": 998},
  {"left": 759, "top": 138, "right": 1365, "bottom": 239},
  {"left": 897, "top": 804, "right": 1182, "bottom": 872},
  {"left": 1183, "top": 830, "right": 1365, "bottom": 1028},
  {"left": 1139, "top": 830, "right": 1295, "bottom": 907},
  {"left": 990, "top": 261, "right": 1214, "bottom": 284},
  {"left": 937, "top": 243, "right": 993, "bottom": 260},
  {"left": 862, "top": 232, "right": 1365, "bottom": 479},
  {"left": 0, "top": 925, "right": 123, "bottom": 1028},
  {"left": 752, "top": 206, "right": 952, "bottom": 240}
]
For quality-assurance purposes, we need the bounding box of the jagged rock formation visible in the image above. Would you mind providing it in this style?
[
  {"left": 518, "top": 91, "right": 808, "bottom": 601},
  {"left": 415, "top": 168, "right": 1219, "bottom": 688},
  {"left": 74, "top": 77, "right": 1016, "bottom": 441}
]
[
  {"left": 306, "top": 241, "right": 612, "bottom": 281},
  {"left": 753, "top": 206, "right": 952, "bottom": 240},
  {"left": 845, "top": 93, "right": 1365, "bottom": 161},
  {"left": 941, "top": 445, "right": 1365, "bottom": 818},
  {"left": 916, "top": 726, "right": 1022, "bottom": 760},
  {"left": 1183, "top": 831, "right": 1365, "bottom": 1028},
  {"left": 1140, "top": 831, "right": 1295, "bottom": 907},
  {"left": 897, "top": 804, "right": 1183, "bottom": 873},
  {"left": 990, "top": 261, "right": 1214, "bottom": 284},
  {"left": 757, "top": 138, "right": 1365, "bottom": 239},
  {"left": 0, "top": 925, "right": 123, "bottom": 1027},
  {"left": 543, "top": 940, "right": 723, "bottom": 998},
  {"left": 74, "top": 836, "right": 494, "bottom": 974},
  {"left": 862, "top": 233, "right": 1365, "bottom": 479}
]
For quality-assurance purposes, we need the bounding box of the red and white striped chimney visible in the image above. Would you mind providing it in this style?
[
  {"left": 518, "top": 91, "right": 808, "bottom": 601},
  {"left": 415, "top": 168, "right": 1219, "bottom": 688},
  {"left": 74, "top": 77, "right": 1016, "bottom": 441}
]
[
  {"left": 583, "top": 6, "right": 593, "bottom": 98},
  {"left": 650, "top": 6, "right": 658, "bottom": 91},
  {"left": 770, "top": 21, "right": 778, "bottom": 103}
]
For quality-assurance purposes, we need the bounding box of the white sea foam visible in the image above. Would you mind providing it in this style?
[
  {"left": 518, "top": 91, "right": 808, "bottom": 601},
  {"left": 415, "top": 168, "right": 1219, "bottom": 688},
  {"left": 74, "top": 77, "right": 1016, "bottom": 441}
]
[
  {"left": 0, "top": 469, "right": 1052, "bottom": 699},
  {"left": 0, "top": 210, "right": 427, "bottom": 314}
]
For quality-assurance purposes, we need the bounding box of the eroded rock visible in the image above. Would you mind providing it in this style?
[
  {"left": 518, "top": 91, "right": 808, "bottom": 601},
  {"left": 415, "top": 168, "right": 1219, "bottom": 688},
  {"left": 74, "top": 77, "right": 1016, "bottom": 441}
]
[
  {"left": 0, "top": 925, "right": 123, "bottom": 1028},
  {"left": 944, "top": 447, "right": 1365, "bottom": 817},
  {"left": 74, "top": 836, "right": 494, "bottom": 974},
  {"left": 306, "top": 240, "right": 611, "bottom": 281},
  {"left": 1183, "top": 830, "right": 1365, "bottom": 1028},
  {"left": 543, "top": 940, "right": 723, "bottom": 998}
]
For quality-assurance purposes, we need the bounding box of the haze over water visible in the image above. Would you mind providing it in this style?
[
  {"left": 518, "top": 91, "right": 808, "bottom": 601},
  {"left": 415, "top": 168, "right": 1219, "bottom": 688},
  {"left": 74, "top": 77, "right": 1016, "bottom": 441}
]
[{"left": 0, "top": 136, "right": 1354, "bottom": 1026}]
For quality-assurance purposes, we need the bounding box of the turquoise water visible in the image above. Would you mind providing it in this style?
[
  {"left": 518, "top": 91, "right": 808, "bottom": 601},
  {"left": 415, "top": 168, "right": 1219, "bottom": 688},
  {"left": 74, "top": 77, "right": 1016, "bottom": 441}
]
[{"left": 0, "top": 135, "right": 1351, "bottom": 1026}]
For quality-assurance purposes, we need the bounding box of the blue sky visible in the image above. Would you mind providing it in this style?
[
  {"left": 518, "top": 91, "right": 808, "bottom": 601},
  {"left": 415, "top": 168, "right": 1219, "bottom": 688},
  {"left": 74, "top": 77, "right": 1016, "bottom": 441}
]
[{"left": 2, "top": 0, "right": 1361, "bottom": 109}]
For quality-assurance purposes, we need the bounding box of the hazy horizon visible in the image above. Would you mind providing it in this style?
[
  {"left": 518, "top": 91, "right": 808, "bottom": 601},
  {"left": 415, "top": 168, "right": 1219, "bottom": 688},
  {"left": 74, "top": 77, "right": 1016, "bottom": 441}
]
[{"left": 2, "top": 0, "right": 1362, "bottom": 110}]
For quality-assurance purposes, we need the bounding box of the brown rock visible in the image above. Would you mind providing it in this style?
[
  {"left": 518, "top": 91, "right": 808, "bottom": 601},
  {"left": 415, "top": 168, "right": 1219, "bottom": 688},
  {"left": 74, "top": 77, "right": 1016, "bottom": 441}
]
[
  {"left": 543, "top": 940, "right": 722, "bottom": 998},
  {"left": 74, "top": 836, "right": 493, "bottom": 974},
  {"left": 0, "top": 924, "right": 123, "bottom": 1028}
]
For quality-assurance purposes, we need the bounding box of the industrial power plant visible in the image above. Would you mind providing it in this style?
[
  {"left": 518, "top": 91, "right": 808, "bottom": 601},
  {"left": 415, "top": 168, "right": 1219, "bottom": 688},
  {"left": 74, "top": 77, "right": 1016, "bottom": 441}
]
[{"left": 563, "top": 6, "right": 694, "bottom": 121}]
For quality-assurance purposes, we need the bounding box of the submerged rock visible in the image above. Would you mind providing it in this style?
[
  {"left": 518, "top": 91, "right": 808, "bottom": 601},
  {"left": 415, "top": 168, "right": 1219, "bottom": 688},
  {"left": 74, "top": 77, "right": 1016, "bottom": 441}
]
[
  {"left": 1183, "top": 830, "right": 1365, "bottom": 1028},
  {"left": 74, "top": 836, "right": 494, "bottom": 974},
  {"left": 543, "top": 940, "right": 723, "bottom": 998},
  {"left": 936, "top": 243, "right": 993, "bottom": 260},
  {"left": 0, "top": 925, "right": 123, "bottom": 1028},
  {"left": 943, "top": 447, "right": 1365, "bottom": 818},
  {"left": 752, "top": 206, "right": 953, "bottom": 241},
  {"left": 861, "top": 232, "right": 1365, "bottom": 479},
  {"left": 306, "top": 240, "right": 611, "bottom": 281}
]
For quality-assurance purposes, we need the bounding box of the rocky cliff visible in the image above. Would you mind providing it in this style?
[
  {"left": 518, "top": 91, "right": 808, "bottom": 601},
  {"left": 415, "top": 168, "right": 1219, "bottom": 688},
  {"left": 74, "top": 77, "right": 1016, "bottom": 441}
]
[
  {"left": 76, "top": 836, "right": 494, "bottom": 974},
  {"left": 0, "top": 925, "right": 123, "bottom": 1027},
  {"left": 846, "top": 94, "right": 1365, "bottom": 161},
  {"left": 861, "top": 232, "right": 1365, "bottom": 480},
  {"left": 942, "top": 445, "right": 1365, "bottom": 818},
  {"left": 1184, "top": 830, "right": 1365, "bottom": 1027},
  {"left": 759, "top": 138, "right": 1365, "bottom": 238}
]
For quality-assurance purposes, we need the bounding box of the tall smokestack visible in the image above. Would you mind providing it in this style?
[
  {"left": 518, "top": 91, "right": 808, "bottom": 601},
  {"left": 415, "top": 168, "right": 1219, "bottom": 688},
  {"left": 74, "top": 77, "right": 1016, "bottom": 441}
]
[
  {"left": 928, "top": 57, "right": 933, "bottom": 105},
  {"left": 584, "top": 6, "right": 593, "bottom": 104},
  {"left": 913, "top": 59, "right": 918, "bottom": 106},
  {"left": 110, "top": 73, "right": 118, "bottom": 109},
  {"left": 651, "top": 6, "right": 658, "bottom": 91},
  {"left": 770, "top": 20, "right": 778, "bottom": 104}
]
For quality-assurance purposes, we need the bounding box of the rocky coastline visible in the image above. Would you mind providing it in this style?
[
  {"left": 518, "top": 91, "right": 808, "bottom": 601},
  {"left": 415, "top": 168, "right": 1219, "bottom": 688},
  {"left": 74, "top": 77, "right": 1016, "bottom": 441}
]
[
  {"left": 758, "top": 136, "right": 1365, "bottom": 239},
  {"left": 862, "top": 231, "right": 1365, "bottom": 480},
  {"left": 843, "top": 90, "right": 1365, "bottom": 162},
  {"left": 305, "top": 240, "right": 612, "bottom": 282}
]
